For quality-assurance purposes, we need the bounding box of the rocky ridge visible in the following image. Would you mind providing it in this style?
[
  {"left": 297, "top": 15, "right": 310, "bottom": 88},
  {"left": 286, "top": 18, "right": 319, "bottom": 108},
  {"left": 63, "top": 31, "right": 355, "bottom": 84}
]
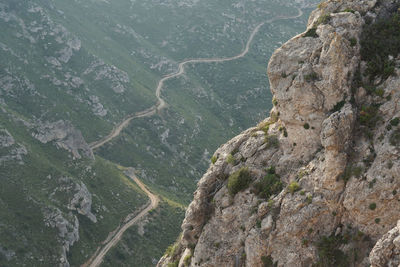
[{"left": 158, "top": 0, "right": 400, "bottom": 266}]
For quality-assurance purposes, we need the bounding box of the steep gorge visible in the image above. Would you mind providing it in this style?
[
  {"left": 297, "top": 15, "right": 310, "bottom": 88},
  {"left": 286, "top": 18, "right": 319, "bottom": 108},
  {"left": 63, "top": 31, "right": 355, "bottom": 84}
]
[{"left": 158, "top": 1, "right": 400, "bottom": 266}]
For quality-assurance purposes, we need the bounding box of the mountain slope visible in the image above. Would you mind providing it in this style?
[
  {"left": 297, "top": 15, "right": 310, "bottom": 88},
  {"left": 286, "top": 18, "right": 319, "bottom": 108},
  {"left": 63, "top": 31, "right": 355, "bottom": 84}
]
[{"left": 0, "top": 0, "right": 316, "bottom": 266}]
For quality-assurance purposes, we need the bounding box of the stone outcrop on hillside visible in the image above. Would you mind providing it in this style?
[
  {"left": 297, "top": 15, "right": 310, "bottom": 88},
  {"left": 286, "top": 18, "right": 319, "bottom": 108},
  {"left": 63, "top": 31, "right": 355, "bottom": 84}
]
[
  {"left": 32, "top": 120, "right": 94, "bottom": 160},
  {"left": 158, "top": 1, "right": 400, "bottom": 266}
]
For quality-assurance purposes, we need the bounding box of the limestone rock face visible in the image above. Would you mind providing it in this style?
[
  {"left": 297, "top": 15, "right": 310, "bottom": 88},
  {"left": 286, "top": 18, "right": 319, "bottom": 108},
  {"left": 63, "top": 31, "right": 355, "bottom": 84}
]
[
  {"left": 369, "top": 220, "right": 400, "bottom": 267},
  {"left": 159, "top": 1, "right": 400, "bottom": 266},
  {"left": 32, "top": 120, "right": 94, "bottom": 159}
]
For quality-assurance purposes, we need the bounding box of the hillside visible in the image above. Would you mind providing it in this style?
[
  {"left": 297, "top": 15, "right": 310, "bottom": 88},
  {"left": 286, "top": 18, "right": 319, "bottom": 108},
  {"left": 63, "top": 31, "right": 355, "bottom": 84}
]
[
  {"left": 158, "top": 0, "right": 400, "bottom": 266},
  {"left": 0, "top": 0, "right": 317, "bottom": 266}
]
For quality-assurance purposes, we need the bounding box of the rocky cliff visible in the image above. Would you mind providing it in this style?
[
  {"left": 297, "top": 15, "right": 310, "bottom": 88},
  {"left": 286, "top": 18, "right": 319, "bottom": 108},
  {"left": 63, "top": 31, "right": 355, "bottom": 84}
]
[{"left": 158, "top": 0, "right": 400, "bottom": 266}]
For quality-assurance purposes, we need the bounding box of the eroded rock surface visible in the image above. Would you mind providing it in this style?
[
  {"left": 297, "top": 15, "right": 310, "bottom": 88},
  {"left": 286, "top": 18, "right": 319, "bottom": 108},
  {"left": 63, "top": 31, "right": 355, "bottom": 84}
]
[{"left": 32, "top": 120, "right": 94, "bottom": 159}]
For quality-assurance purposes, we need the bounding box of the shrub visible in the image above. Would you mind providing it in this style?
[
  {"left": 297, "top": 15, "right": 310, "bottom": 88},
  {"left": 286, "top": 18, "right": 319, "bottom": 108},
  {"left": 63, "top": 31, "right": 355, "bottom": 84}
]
[
  {"left": 369, "top": 203, "right": 377, "bottom": 210},
  {"left": 303, "top": 123, "right": 310, "bottom": 130},
  {"left": 272, "top": 97, "right": 278, "bottom": 106},
  {"left": 375, "top": 218, "right": 381, "bottom": 224},
  {"left": 261, "top": 255, "right": 276, "bottom": 267},
  {"left": 165, "top": 243, "right": 178, "bottom": 257},
  {"left": 315, "top": 234, "right": 349, "bottom": 266},
  {"left": 341, "top": 164, "right": 363, "bottom": 181},
  {"left": 331, "top": 100, "right": 345, "bottom": 113},
  {"left": 265, "top": 135, "right": 279, "bottom": 149},
  {"left": 305, "top": 72, "right": 319, "bottom": 82},
  {"left": 211, "top": 155, "right": 217, "bottom": 164},
  {"left": 226, "top": 154, "right": 236, "bottom": 165},
  {"left": 359, "top": 105, "right": 380, "bottom": 129},
  {"left": 349, "top": 37, "right": 357, "bottom": 47},
  {"left": 253, "top": 169, "right": 284, "bottom": 199},
  {"left": 288, "top": 181, "right": 301, "bottom": 194},
  {"left": 228, "top": 167, "right": 252, "bottom": 195},
  {"left": 390, "top": 128, "right": 400, "bottom": 146},
  {"left": 360, "top": 13, "right": 400, "bottom": 81},
  {"left": 306, "top": 195, "right": 313, "bottom": 204},
  {"left": 390, "top": 117, "right": 400, "bottom": 126},
  {"left": 304, "top": 28, "right": 318, "bottom": 38}
]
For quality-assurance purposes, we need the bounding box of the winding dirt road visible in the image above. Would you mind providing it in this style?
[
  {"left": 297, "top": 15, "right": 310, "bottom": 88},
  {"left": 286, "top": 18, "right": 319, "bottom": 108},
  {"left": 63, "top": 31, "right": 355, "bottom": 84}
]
[
  {"left": 85, "top": 170, "right": 159, "bottom": 267},
  {"left": 89, "top": 7, "right": 303, "bottom": 151}
]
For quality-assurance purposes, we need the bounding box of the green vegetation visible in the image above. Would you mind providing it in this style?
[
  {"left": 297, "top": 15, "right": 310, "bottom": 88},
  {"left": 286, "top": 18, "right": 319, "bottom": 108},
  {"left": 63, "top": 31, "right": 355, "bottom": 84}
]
[
  {"left": 343, "top": 8, "right": 355, "bottom": 13},
  {"left": 360, "top": 13, "right": 400, "bottom": 81},
  {"left": 265, "top": 135, "right": 280, "bottom": 149},
  {"left": 341, "top": 164, "right": 364, "bottom": 182},
  {"left": 253, "top": 167, "right": 284, "bottom": 199},
  {"left": 288, "top": 181, "right": 301, "bottom": 194},
  {"left": 165, "top": 243, "right": 179, "bottom": 257},
  {"left": 316, "top": 14, "right": 331, "bottom": 26},
  {"left": 304, "top": 28, "right": 319, "bottom": 38},
  {"left": 390, "top": 128, "right": 400, "bottom": 146},
  {"left": 314, "top": 234, "right": 349, "bottom": 267},
  {"left": 183, "top": 253, "right": 192, "bottom": 266},
  {"left": 331, "top": 100, "right": 346, "bottom": 113},
  {"left": 226, "top": 154, "right": 236, "bottom": 165},
  {"left": 359, "top": 105, "right": 380, "bottom": 129},
  {"left": 306, "top": 195, "right": 313, "bottom": 204},
  {"left": 349, "top": 37, "right": 357, "bottom": 47},
  {"left": 369, "top": 203, "right": 377, "bottom": 210},
  {"left": 168, "top": 261, "right": 179, "bottom": 267},
  {"left": 211, "top": 155, "right": 218, "bottom": 164},
  {"left": 390, "top": 117, "right": 400, "bottom": 126},
  {"left": 305, "top": 72, "right": 319, "bottom": 82},
  {"left": 261, "top": 255, "right": 277, "bottom": 267},
  {"left": 228, "top": 167, "right": 252, "bottom": 196},
  {"left": 303, "top": 123, "right": 310, "bottom": 130}
]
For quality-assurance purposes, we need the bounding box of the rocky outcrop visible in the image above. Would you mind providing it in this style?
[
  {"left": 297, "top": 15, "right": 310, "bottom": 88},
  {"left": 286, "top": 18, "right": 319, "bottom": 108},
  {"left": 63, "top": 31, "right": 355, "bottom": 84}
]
[
  {"left": 32, "top": 120, "right": 94, "bottom": 159},
  {"left": 369, "top": 220, "right": 400, "bottom": 267},
  {"left": 43, "top": 207, "right": 80, "bottom": 267},
  {"left": 68, "top": 181, "right": 97, "bottom": 223},
  {"left": 158, "top": 1, "right": 400, "bottom": 266}
]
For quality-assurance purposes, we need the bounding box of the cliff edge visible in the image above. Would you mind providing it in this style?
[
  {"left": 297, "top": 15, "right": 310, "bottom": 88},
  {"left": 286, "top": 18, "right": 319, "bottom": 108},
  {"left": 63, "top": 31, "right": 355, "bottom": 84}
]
[{"left": 158, "top": 0, "right": 400, "bottom": 266}]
